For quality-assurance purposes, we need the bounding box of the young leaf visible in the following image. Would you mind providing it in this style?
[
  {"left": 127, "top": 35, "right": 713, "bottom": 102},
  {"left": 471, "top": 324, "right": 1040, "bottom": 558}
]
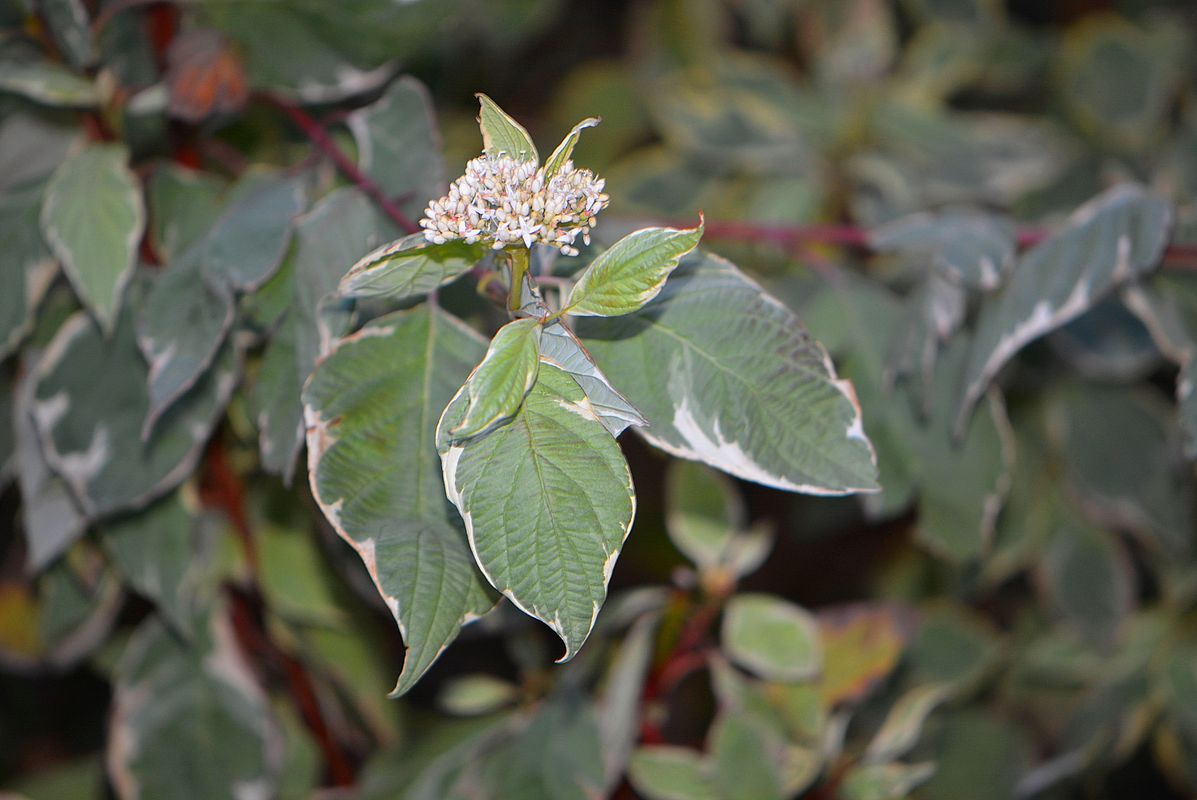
[
  {"left": 722, "top": 593, "right": 821, "bottom": 682},
  {"left": 476, "top": 93, "right": 538, "bottom": 162},
  {"left": 40, "top": 144, "right": 145, "bottom": 335},
  {"left": 711, "top": 712, "right": 786, "bottom": 800},
  {"left": 451, "top": 317, "right": 543, "bottom": 441},
  {"left": 304, "top": 306, "right": 497, "bottom": 696},
  {"left": 565, "top": 220, "right": 703, "bottom": 317},
  {"left": 577, "top": 251, "right": 878, "bottom": 494},
  {"left": 543, "top": 116, "right": 601, "bottom": 179},
  {"left": 958, "top": 184, "right": 1172, "bottom": 428},
  {"left": 539, "top": 321, "right": 646, "bottom": 436},
  {"left": 437, "top": 364, "right": 636, "bottom": 661},
  {"left": 338, "top": 233, "right": 487, "bottom": 301}
]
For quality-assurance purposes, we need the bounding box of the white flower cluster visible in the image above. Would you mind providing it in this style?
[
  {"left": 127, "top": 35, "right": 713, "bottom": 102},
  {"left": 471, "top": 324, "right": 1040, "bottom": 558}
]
[{"left": 419, "top": 154, "right": 608, "bottom": 256}]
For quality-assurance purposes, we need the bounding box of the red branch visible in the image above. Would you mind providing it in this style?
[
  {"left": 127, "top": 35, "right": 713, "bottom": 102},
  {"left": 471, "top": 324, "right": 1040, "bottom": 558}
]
[
  {"left": 640, "top": 217, "right": 1197, "bottom": 270},
  {"left": 265, "top": 95, "right": 420, "bottom": 234},
  {"left": 638, "top": 595, "right": 723, "bottom": 745}
]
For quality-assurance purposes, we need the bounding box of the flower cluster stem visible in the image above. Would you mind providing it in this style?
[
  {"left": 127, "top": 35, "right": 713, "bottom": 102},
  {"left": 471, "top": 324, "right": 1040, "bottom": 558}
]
[{"left": 508, "top": 248, "right": 530, "bottom": 312}]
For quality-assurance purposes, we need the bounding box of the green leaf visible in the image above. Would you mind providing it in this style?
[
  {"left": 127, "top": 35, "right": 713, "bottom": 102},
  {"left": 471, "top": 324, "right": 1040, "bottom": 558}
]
[
  {"left": 918, "top": 712, "right": 1029, "bottom": 800},
  {"left": 0, "top": 110, "right": 82, "bottom": 194},
  {"left": 41, "top": 0, "right": 95, "bottom": 70},
  {"left": 0, "top": 59, "right": 98, "bottom": 106},
  {"left": 629, "top": 747, "right": 718, "bottom": 800},
  {"left": 905, "top": 606, "right": 999, "bottom": 692},
  {"left": 543, "top": 116, "right": 601, "bottom": 179},
  {"left": 839, "top": 762, "right": 936, "bottom": 800},
  {"left": 0, "top": 182, "right": 57, "bottom": 359},
  {"left": 723, "top": 593, "right": 821, "bottom": 682},
  {"left": 578, "top": 251, "right": 878, "bottom": 494},
  {"left": 566, "top": 222, "right": 703, "bottom": 317},
  {"left": 32, "top": 278, "right": 241, "bottom": 518},
  {"left": 476, "top": 93, "right": 538, "bottom": 162},
  {"left": 101, "top": 492, "right": 197, "bottom": 634},
  {"left": 1041, "top": 517, "right": 1134, "bottom": 647},
  {"left": 438, "top": 363, "right": 635, "bottom": 660},
  {"left": 959, "top": 184, "right": 1172, "bottom": 427},
  {"left": 712, "top": 712, "right": 786, "bottom": 800},
  {"left": 869, "top": 209, "right": 1017, "bottom": 291},
  {"left": 349, "top": 76, "right": 445, "bottom": 213},
  {"left": 458, "top": 693, "right": 605, "bottom": 800},
  {"left": 137, "top": 248, "right": 234, "bottom": 436},
  {"left": 253, "top": 188, "right": 391, "bottom": 482},
  {"left": 451, "top": 317, "right": 543, "bottom": 441},
  {"left": 865, "top": 683, "right": 953, "bottom": 763},
  {"left": 204, "top": 169, "right": 306, "bottom": 291},
  {"left": 338, "top": 234, "right": 487, "bottom": 301},
  {"left": 538, "top": 321, "right": 645, "bottom": 437},
  {"left": 147, "top": 165, "right": 226, "bottom": 263},
  {"left": 665, "top": 459, "right": 743, "bottom": 570},
  {"left": 41, "top": 144, "right": 145, "bottom": 335},
  {"left": 598, "top": 613, "right": 659, "bottom": 791},
  {"left": 304, "top": 305, "right": 496, "bottom": 695},
  {"left": 108, "top": 609, "right": 281, "bottom": 800}
]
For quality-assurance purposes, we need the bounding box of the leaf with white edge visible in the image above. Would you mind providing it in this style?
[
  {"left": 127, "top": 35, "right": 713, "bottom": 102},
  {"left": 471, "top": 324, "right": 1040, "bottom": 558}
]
[
  {"left": 147, "top": 166, "right": 225, "bottom": 263},
  {"left": 349, "top": 76, "right": 445, "bottom": 213},
  {"left": 887, "top": 273, "right": 966, "bottom": 397},
  {"left": 598, "top": 613, "right": 659, "bottom": 792},
  {"left": 101, "top": 492, "right": 197, "bottom": 634},
  {"left": 41, "top": 144, "right": 144, "bottom": 335},
  {"left": 958, "top": 184, "right": 1172, "bottom": 428},
  {"left": 0, "top": 183, "right": 57, "bottom": 359},
  {"left": 839, "top": 762, "right": 936, "bottom": 800},
  {"left": 566, "top": 221, "right": 704, "bottom": 317},
  {"left": 543, "top": 117, "right": 601, "bottom": 179},
  {"left": 437, "top": 363, "right": 636, "bottom": 661},
  {"left": 137, "top": 248, "right": 234, "bottom": 436},
  {"left": 665, "top": 459, "right": 743, "bottom": 570},
  {"left": 865, "top": 684, "right": 954, "bottom": 763},
  {"left": 629, "top": 747, "right": 718, "bottom": 800},
  {"left": 723, "top": 593, "right": 821, "bottom": 682},
  {"left": 108, "top": 608, "right": 281, "bottom": 800},
  {"left": 304, "top": 306, "right": 496, "bottom": 695},
  {"left": 253, "top": 188, "right": 392, "bottom": 482},
  {"left": 450, "top": 317, "right": 543, "bottom": 441},
  {"left": 15, "top": 364, "right": 86, "bottom": 573},
  {"left": 539, "top": 321, "right": 645, "bottom": 437},
  {"left": 0, "top": 59, "right": 98, "bottom": 106},
  {"left": 476, "top": 92, "right": 537, "bottom": 162},
  {"left": 577, "top": 251, "right": 878, "bottom": 494},
  {"left": 338, "top": 233, "right": 487, "bottom": 301},
  {"left": 870, "top": 209, "right": 1017, "bottom": 291},
  {"left": 32, "top": 279, "right": 241, "bottom": 518},
  {"left": 204, "top": 169, "right": 306, "bottom": 291}
]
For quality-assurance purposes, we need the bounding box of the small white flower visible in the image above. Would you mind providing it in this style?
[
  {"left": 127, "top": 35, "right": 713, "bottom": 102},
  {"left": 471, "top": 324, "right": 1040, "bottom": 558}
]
[{"left": 419, "top": 154, "right": 609, "bottom": 255}]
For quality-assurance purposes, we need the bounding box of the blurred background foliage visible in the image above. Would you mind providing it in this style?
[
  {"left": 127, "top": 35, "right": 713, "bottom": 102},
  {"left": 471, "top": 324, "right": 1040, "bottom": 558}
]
[{"left": 2, "top": 0, "right": 1197, "bottom": 798}]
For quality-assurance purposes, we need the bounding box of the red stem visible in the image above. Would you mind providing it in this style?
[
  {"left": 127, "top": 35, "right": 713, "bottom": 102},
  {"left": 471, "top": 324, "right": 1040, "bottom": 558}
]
[
  {"left": 644, "top": 217, "right": 1197, "bottom": 270},
  {"left": 265, "top": 95, "right": 420, "bottom": 234}
]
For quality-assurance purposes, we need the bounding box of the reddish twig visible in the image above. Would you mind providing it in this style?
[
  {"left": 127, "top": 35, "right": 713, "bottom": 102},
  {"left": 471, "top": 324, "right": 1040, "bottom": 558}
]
[
  {"left": 638, "top": 593, "right": 724, "bottom": 744},
  {"left": 636, "top": 217, "right": 1197, "bottom": 270},
  {"left": 201, "top": 438, "right": 259, "bottom": 576},
  {"left": 264, "top": 95, "right": 420, "bottom": 234}
]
